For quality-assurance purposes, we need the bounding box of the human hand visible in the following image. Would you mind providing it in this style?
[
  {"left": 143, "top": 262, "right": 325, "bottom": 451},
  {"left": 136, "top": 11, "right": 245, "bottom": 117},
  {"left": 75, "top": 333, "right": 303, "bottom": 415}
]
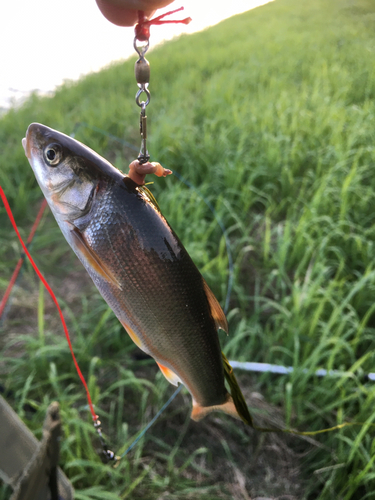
[{"left": 95, "top": 0, "right": 175, "bottom": 26}]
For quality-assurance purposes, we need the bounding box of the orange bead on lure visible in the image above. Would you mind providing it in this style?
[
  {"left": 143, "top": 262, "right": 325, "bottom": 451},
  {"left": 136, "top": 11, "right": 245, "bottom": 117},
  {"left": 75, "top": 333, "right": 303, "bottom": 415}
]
[{"left": 22, "top": 123, "right": 252, "bottom": 425}]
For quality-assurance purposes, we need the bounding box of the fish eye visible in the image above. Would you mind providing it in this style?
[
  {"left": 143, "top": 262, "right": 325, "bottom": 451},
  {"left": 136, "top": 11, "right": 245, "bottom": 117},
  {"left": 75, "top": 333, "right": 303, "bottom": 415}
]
[{"left": 44, "top": 143, "right": 62, "bottom": 166}]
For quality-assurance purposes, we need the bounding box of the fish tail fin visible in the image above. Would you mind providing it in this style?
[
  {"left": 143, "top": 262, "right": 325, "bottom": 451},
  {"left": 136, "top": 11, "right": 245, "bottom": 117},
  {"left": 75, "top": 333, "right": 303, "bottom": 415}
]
[
  {"left": 221, "top": 352, "right": 254, "bottom": 427},
  {"left": 191, "top": 354, "right": 254, "bottom": 425},
  {"left": 191, "top": 393, "right": 240, "bottom": 422}
]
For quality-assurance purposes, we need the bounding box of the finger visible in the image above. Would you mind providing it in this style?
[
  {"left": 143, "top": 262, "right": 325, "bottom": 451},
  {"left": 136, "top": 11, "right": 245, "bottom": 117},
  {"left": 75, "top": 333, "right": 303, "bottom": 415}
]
[
  {"left": 95, "top": 0, "right": 174, "bottom": 27},
  {"left": 95, "top": 0, "right": 154, "bottom": 26}
]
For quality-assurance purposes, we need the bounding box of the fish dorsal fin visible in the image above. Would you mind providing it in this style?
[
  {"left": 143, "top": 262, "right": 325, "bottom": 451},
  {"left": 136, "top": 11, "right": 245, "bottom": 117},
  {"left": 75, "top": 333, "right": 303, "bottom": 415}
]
[
  {"left": 202, "top": 279, "right": 228, "bottom": 334},
  {"left": 70, "top": 225, "right": 122, "bottom": 290},
  {"left": 138, "top": 185, "right": 161, "bottom": 212}
]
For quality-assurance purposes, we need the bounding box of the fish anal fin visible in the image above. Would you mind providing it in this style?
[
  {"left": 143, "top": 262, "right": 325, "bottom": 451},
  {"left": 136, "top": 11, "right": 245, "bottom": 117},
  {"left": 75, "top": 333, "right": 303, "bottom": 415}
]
[
  {"left": 202, "top": 279, "right": 228, "bottom": 333},
  {"left": 70, "top": 225, "right": 122, "bottom": 290},
  {"left": 191, "top": 394, "right": 240, "bottom": 422},
  {"left": 120, "top": 320, "right": 143, "bottom": 349},
  {"left": 156, "top": 362, "right": 182, "bottom": 387}
]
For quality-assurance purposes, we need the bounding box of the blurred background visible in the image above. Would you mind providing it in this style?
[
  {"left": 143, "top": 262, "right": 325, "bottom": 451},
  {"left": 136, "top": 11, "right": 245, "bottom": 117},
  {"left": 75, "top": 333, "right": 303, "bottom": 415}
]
[
  {"left": 1, "top": 0, "right": 375, "bottom": 499},
  {"left": 0, "top": 0, "right": 271, "bottom": 110}
]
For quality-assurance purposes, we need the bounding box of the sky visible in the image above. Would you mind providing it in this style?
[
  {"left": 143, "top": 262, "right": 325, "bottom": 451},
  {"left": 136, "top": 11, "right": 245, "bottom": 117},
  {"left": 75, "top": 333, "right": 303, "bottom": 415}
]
[{"left": 0, "top": 0, "right": 272, "bottom": 110}]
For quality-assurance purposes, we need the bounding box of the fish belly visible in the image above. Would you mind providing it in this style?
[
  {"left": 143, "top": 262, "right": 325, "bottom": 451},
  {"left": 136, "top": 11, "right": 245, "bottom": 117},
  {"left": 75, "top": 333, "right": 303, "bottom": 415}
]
[{"left": 75, "top": 179, "right": 227, "bottom": 408}]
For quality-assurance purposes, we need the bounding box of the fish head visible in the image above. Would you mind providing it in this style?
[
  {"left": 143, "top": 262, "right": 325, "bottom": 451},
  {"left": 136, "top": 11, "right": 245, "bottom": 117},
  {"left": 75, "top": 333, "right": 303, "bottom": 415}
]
[
  {"left": 22, "top": 123, "right": 96, "bottom": 224},
  {"left": 22, "top": 123, "right": 125, "bottom": 226}
]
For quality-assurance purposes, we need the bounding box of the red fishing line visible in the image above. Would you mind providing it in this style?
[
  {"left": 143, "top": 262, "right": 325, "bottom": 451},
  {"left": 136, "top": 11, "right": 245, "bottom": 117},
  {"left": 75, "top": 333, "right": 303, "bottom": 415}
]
[
  {"left": 0, "top": 186, "right": 98, "bottom": 423},
  {"left": 0, "top": 198, "right": 47, "bottom": 319},
  {"left": 135, "top": 7, "right": 192, "bottom": 42}
]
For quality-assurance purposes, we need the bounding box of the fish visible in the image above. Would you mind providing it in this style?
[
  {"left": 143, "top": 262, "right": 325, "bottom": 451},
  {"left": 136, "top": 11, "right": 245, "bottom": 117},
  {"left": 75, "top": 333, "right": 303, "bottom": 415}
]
[{"left": 22, "top": 123, "right": 252, "bottom": 425}]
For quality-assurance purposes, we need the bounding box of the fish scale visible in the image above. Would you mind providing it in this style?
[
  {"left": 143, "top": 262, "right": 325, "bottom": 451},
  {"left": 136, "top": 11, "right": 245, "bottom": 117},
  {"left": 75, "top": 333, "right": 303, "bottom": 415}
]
[{"left": 83, "top": 177, "right": 226, "bottom": 406}]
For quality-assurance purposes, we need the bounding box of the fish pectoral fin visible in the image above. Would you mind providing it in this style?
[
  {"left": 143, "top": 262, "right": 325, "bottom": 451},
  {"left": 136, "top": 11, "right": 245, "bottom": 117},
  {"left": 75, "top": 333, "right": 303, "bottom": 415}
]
[
  {"left": 191, "top": 394, "right": 240, "bottom": 422},
  {"left": 156, "top": 362, "right": 182, "bottom": 387},
  {"left": 69, "top": 224, "right": 122, "bottom": 290},
  {"left": 202, "top": 279, "right": 228, "bottom": 334}
]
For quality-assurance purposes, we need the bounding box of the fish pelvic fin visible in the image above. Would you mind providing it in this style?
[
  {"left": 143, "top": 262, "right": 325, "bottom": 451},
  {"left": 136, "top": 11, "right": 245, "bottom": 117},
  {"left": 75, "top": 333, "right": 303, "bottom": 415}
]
[
  {"left": 222, "top": 352, "right": 254, "bottom": 427},
  {"left": 191, "top": 393, "right": 240, "bottom": 422},
  {"left": 202, "top": 279, "right": 228, "bottom": 333},
  {"left": 156, "top": 362, "right": 182, "bottom": 387}
]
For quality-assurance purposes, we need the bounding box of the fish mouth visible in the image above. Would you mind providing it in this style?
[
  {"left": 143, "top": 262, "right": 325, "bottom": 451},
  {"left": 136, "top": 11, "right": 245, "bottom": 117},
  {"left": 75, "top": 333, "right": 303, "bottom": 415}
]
[
  {"left": 22, "top": 123, "right": 37, "bottom": 159},
  {"left": 22, "top": 123, "right": 44, "bottom": 160},
  {"left": 21, "top": 137, "right": 30, "bottom": 158}
]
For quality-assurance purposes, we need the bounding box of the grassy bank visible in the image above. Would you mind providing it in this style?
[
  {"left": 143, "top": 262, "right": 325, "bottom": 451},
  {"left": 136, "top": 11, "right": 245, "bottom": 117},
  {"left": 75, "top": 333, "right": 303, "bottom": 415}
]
[{"left": 1, "top": 0, "right": 375, "bottom": 498}]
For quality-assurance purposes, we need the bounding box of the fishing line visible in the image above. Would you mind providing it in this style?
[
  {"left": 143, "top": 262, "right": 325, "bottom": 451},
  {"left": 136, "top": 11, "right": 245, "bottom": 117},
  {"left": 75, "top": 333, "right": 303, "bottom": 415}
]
[
  {"left": 4, "top": 4, "right": 357, "bottom": 461},
  {"left": 135, "top": 7, "right": 191, "bottom": 42},
  {"left": 2, "top": 166, "right": 374, "bottom": 459},
  {"left": 0, "top": 186, "right": 98, "bottom": 425},
  {"left": 1, "top": 122, "right": 234, "bottom": 461},
  {"left": 4, "top": 121, "right": 375, "bottom": 455},
  {"left": 0, "top": 198, "right": 48, "bottom": 324},
  {"left": 67, "top": 126, "right": 375, "bottom": 442},
  {"left": 119, "top": 384, "right": 183, "bottom": 458},
  {"left": 70, "top": 124, "right": 234, "bottom": 458},
  {"left": 3, "top": 4, "right": 358, "bottom": 461}
]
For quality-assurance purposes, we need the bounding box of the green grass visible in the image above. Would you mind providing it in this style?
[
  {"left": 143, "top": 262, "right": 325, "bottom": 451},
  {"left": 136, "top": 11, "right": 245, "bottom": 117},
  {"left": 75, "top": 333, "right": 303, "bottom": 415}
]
[{"left": 2, "top": 0, "right": 375, "bottom": 497}]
